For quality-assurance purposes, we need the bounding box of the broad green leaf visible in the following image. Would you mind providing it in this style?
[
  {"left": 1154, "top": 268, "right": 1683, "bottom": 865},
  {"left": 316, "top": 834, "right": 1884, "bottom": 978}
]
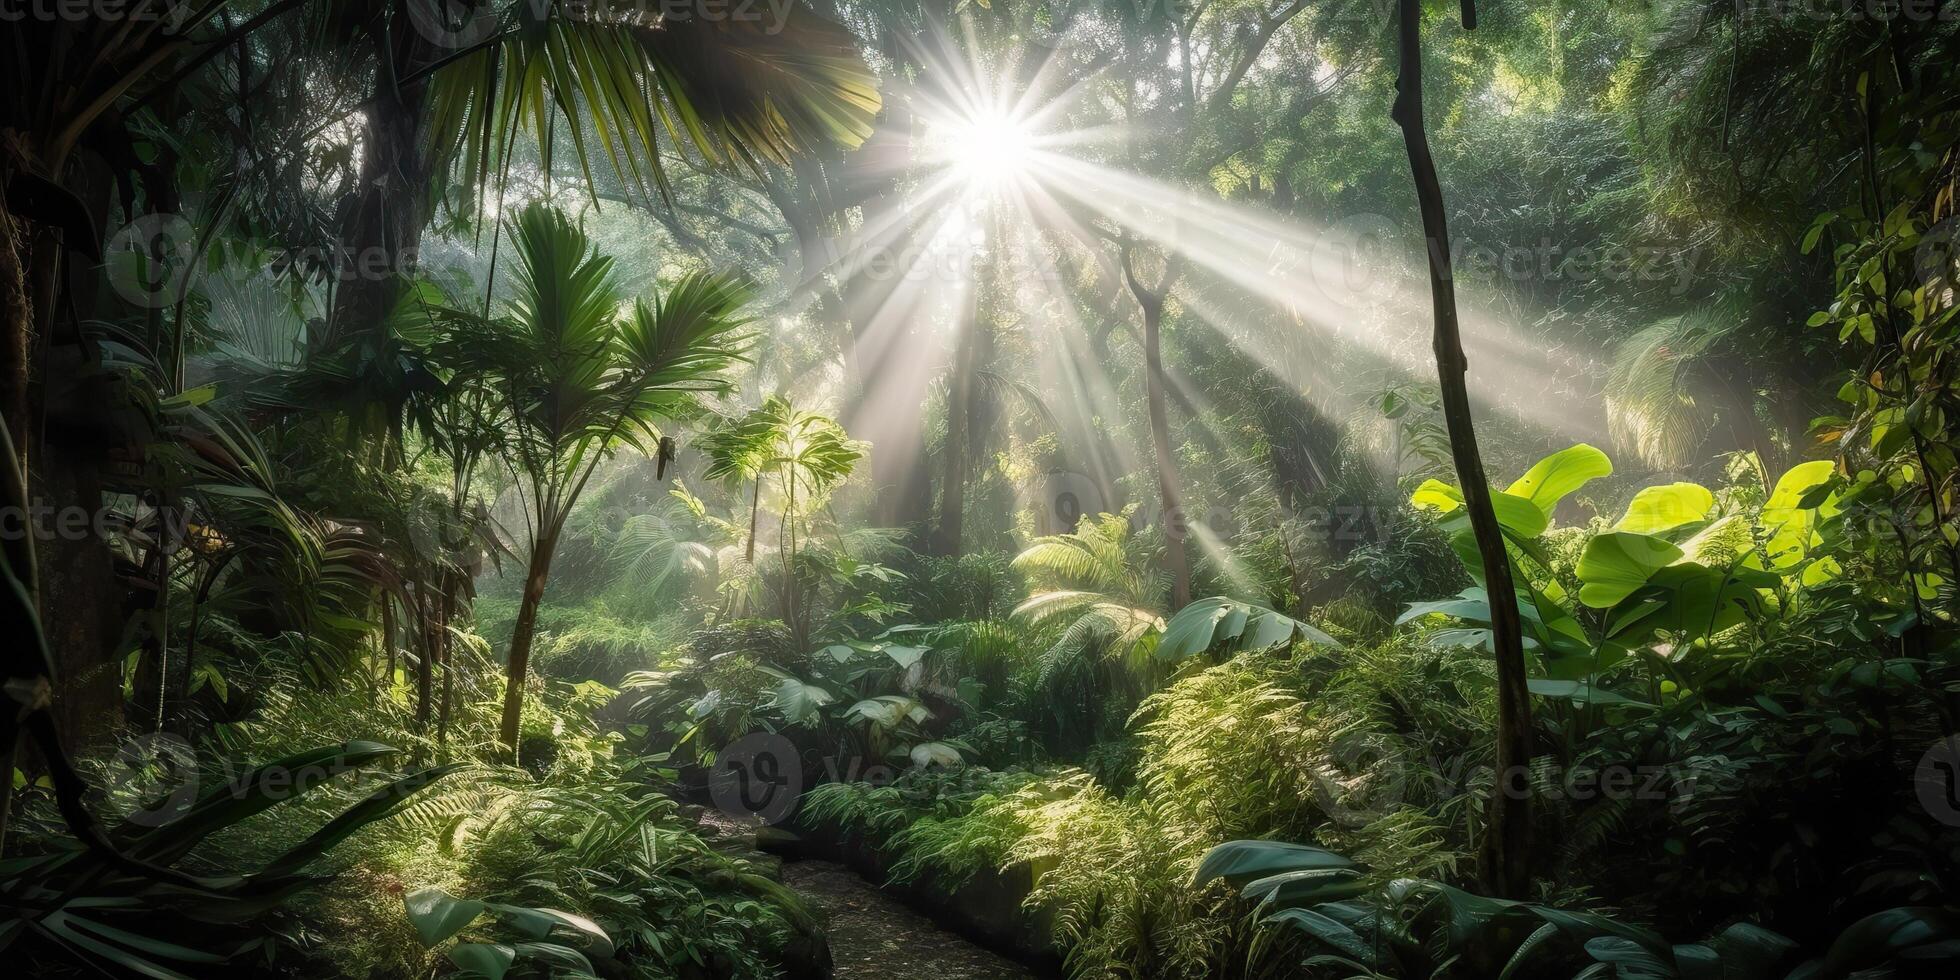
[
  {"left": 488, "top": 905, "right": 613, "bottom": 958},
  {"left": 1242, "top": 867, "right": 1369, "bottom": 909},
  {"left": 1157, "top": 598, "right": 1232, "bottom": 660},
  {"left": 1159, "top": 597, "right": 1340, "bottom": 661},
  {"left": 405, "top": 887, "right": 486, "bottom": 948},
  {"left": 1194, "top": 840, "right": 1354, "bottom": 889},
  {"left": 1411, "top": 479, "right": 1463, "bottom": 513},
  {"left": 1613, "top": 483, "right": 1715, "bottom": 534},
  {"left": 1397, "top": 591, "right": 1491, "bottom": 626},
  {"left": 1577, "top": 532, "right": 1683, "bottom": 608},
  {"left": 909, "top": 741, "right": 963, "bottom": 767},
  {"left": 1761, "top": 460, "right": 1837, "bottom": 569},
  {"left": 1489, "top": 491, "right": 1551, "bottom": 538},
  {"left": 448, "top": 943, "right": 517, "bottom": 980},
  {"left": 1265, "top": 907, "right": 1377, "bottom": 963},
  {"left": 770, "top": 678, "right": 834, "bottom": 727},
  {"left": 882, "top": 644, "right": 928, "bottom": 669},
  {"left": 1505, "top": 444, "right": 1613, "bottom": 519}
]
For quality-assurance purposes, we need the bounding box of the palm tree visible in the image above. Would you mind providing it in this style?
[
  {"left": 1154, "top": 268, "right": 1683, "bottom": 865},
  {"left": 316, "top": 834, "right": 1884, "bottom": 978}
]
[
  {"left": 701, "top": 395, "right": 863, "bottom": 638},
  {"left": 1011, "top": 512, "right": 1167, "bottom": 681},
  {"left": 332, "top": 0, "right": 884, "bottom": 336},
  {"left": 439, "top": 202, "right": 751, "bottom": 751},
  {"left": 323, "top": 0, "right": 883, "bottom": 343}
]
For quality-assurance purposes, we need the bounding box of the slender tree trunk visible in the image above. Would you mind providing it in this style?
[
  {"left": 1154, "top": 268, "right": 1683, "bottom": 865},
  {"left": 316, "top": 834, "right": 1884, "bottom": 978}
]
[
  {"left": 414, "top": 586, "right": 434, "bottom": 730},
  {"left": 746, "top": 478, "right": 761, "bottom": 562},
  {"left": 1124, "top": 248, "right": 1191, "bottom": 609},
  {"left": 381, "top": 592, "right": 397, "bottom": 686},
  {"left": 1138, "top": 290, "right": 1190, "bottom": 609},
  {"left": 500, "top": 531, "right": 559, "bottom": 752},
  {"left": 1391, "top": 0, "right": 1533, "bottom": 899},
  {"left": 437, "top": 579, "right": 456, "bottom": 753},
  {"left": 0, "top": 187, "right": 30, "bottom": 459},
  {"left": 936, "top": 290, "right": 980, "bottom": 557},
  {"left": 784, "top": 471, "right": 801, "bottom": 646}
]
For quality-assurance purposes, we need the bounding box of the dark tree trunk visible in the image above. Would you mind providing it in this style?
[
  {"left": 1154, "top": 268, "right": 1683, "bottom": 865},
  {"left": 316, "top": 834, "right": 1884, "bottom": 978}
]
[
  {"left": 1391, "top": 0, "right": 1534, "bottom": 899},
  {"left": 1123, "top": 248, "right": 1191, "bottom": 610},
  {"left": 328, "top": 16, "right": 437, "bottom": 342},
  {"left": 31, "top": 462, "right": 123, "bottom": 742},
  {"left": 414, "top": 586, "right": 434, "bottom": 730},
  {"left": 935, "top": 292, "right": 981, "bottom": 558},
  {"left": 437, "top": 579, "right": 457, "bottom": 752},
  {"left": 500, "top": 532, "right": 559, "bottom": 752},
  {"left": 1139, "top": 294, "right": 1190, "bottom": 610},
  {"left": 746, "top": 478, "right": 761, "bottom": 562},
  {"left": 0, "top": 189, "right": 31, "bottom": 457}
]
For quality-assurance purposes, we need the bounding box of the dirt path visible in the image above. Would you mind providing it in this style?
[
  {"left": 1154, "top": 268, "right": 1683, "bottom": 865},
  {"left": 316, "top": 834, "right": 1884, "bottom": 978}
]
[
  {"left": 691, "top": 808, "right": 1035, "bottom": 979},
  {"left": 778, "top": 859, "right": 1035, "bottom": 980}
]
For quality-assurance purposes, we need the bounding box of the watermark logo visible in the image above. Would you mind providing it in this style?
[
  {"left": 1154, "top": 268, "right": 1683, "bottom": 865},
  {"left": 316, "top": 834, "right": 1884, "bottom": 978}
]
[
  {"left": 108, "top": 732, "right": 200, "bottom": 828},
  {"left": 1032, "top": 469, "right": 1108, "bottom": 536},
  {"left": 1916, "top": 216, "right": 1959, "bottom": 306},
  {"left": 404, "top": 0, "right": 500, "bottom": 50},
  {"left": 1312, "top": 731, "right": 1405, "bottom": 827},
  {"left": 0, "top": 0, "right": 198, "bottom": 32},
  {"left": 104, "top": 212, "right": 197, "bottom": 310},
  {"left": 708, "top": 732, "right": 803, "bottom": 825},
  {"left": 1915, "top": 735, "right": 1960, "bottom": 827}
]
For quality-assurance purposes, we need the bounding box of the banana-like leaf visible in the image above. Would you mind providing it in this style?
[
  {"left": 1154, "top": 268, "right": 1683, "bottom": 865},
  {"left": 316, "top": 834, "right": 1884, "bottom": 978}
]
[
  {"left": 1158, "top": 597, "right": 1340, "bottom": 662},
  {"left": 405, "top": 887, "right": 488, "bottom": 948},
  {"left": 908, "top": 741, "right": 964, "bottom": 768},
  {"left": 448, "top": 942, "right": 517, "bottom": 980},
  {"left": 1576, "top": 532, "right": 1685, "bottom": 608},
  {"left": 1193, "top": 840, "right": 1355, "bottom": 889},
  {"left": 1504, "top": 444, "right": 1614, "bottom": 519},
  {"left": 1613, "top": 482, "right": 1716, "bottom": 534}
]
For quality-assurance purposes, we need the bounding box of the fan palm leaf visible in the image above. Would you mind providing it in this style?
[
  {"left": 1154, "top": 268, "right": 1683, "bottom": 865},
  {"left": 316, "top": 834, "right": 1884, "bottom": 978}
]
[{"left": 423, "top": 4, "right": 883, "bottom": 206}]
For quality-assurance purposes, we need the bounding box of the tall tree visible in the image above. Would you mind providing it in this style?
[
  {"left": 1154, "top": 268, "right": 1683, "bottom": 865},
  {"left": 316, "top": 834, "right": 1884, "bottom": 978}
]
[
  {"left": 440, "top": 204, "right": 752, "bottom": 752},
  {"left": 1122, "top": 243, "right": 1190, "bottom": 608},
  {"left": 1391, "top": 0, "right": 1533, "bottom": 899}
]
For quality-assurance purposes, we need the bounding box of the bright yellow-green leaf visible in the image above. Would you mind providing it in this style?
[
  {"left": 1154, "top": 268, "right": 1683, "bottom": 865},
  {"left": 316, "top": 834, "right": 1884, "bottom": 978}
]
[
  {"left": 1614, "top": 482, "right": 1715, "bottom": 534},
  {"left": 1505, "top": 444, "right": 1613, "bottom": 520},
  {"left": 1762, "top": 460, "right": 1837, "bottom": 568},
  {"left": 1577, "top": 531, "right": 1684, "bottom": 608},
  {"left": 1410, "top": 479, "right": 1463, "bottom": 513}
]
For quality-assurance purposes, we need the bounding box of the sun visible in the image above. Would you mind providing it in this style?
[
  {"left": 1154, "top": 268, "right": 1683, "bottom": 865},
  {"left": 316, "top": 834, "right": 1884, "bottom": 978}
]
[{"left": 937, "top": 108, "right": 1037, "bottom": 192}]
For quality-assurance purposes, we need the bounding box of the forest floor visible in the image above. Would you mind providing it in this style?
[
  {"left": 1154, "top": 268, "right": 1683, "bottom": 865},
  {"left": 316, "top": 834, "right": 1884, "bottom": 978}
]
[
  {"left": 692, "top": 809, "right": 1034, "bottom": 979},
  {"left": 778, "top": 860, "right": 1035, "bottom": 979}
]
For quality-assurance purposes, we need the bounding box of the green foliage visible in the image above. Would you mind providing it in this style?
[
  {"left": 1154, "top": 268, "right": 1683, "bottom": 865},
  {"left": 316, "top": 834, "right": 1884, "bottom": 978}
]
[
  {"left": 3, "top": 741, "right": 457, "bottom": 978},
  {"left": 1156, "top": 596, "right": 1342, "bottom": 662},
  {"left": 1199, "top": 840, "right": 1959, "bottom": 980}
]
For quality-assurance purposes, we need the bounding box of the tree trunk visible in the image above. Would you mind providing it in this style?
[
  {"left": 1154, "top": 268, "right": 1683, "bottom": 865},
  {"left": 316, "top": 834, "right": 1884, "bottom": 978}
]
[
  {"left": 499, "top": 532, "right": 559, "bottom": 752},
  {"left": 745, "top": 478, "right": 761, "bottom": 562},
  {"left": 381, "top": 592, "right": 396, "bottom": 686},
  {"left": 1391, "top": 0, "right": 1533, "bottom": 899},
  {"left": 1123, "top": 246, "right": 1191, "bottom": 610},
  {"left": 437, "top": 579, "right": 456, "bottom": 753},
  {"left": 0, "top": 185, "right": 30, "bottom": 458},
  {"left": 935, "top": 290, "right": 981, "bottom": 558},
  {"left": 1138, "top": 291, "right": 1191, "bottom": 609},
  {"left": 414, "top": 586, "right": 434, "bottom": 730},
  {"left": 327, "top": 15, "right": 436, "bottom": 343}
]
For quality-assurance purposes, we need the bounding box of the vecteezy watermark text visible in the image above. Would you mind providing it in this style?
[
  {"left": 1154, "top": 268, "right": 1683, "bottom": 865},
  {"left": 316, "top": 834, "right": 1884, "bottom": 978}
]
[{"left": 0, "top": 0, "right": 195, "bottom": 30}]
